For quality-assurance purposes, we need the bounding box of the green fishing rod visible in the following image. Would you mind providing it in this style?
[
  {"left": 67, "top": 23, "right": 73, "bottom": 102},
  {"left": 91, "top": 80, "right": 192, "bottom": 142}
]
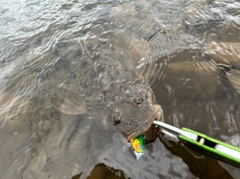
[{"left": 153, "top": 121, "right": 240, "bottom": 168}]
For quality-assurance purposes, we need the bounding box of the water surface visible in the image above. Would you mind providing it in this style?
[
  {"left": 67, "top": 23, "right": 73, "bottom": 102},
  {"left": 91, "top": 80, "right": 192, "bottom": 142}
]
[{"left": 0, "top": 0, "right": 240, "bottom": 178}]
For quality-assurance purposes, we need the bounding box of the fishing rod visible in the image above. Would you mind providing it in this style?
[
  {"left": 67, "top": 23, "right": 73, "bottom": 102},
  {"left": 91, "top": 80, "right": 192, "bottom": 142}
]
[{"left": 153, "top": 121, "right": 240, "bottom": 169}]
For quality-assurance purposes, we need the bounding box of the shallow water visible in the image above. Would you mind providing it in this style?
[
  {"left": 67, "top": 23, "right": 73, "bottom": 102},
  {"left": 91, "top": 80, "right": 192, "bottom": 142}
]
[{"left": 0, "top": 0, "right": 240, "bottom": 178}]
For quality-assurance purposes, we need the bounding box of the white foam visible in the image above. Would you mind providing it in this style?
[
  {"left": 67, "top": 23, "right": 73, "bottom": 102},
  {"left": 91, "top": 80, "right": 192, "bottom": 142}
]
[{"left": 229, "top": 134, "right": 240, "bottom": 148}]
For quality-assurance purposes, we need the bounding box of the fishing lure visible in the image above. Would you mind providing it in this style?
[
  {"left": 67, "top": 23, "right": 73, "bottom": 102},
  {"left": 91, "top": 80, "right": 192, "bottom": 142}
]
[{"left": 130, "top": 134, "right": 144, "bottom": 159}]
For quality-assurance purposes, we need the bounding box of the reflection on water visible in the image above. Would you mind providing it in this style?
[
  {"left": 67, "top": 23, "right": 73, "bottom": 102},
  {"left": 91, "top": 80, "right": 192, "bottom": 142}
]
[
  {"left": 85, "top": 163, "right": 128, "bottom": 179},
  {"left": 1, "top": 0, "right": 240, "bottom": 178},
  {"left": 159, "top": 133, "right": 234, "bottom": 179}
]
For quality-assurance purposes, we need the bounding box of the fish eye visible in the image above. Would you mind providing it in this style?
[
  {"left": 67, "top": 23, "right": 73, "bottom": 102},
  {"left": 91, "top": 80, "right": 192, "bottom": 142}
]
[
  {"left": 112, "top": 113, "right": 122, "bottom": 126},
  {"left": 133, "top": 97, "right": 144, "bottom": 105},
  {"left": 128, "top": 120, "right": 133, "bottom": 127}
]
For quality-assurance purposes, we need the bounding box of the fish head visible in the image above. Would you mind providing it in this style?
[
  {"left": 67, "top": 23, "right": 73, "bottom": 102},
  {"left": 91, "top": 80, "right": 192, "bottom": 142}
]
[{"left": 104, "top": 81, "right": 164, "bottom": 141}]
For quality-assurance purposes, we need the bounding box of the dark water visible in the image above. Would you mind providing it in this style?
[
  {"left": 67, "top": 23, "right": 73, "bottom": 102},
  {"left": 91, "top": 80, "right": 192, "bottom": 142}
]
[{"left": 1, "top": 0, "right": 240, "bottom": 178}]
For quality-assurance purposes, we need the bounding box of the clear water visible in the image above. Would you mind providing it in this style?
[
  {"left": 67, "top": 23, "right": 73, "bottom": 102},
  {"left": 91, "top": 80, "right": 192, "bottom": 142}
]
[{"left": 0, "top": 0, "right": 240, "bottom": 178}]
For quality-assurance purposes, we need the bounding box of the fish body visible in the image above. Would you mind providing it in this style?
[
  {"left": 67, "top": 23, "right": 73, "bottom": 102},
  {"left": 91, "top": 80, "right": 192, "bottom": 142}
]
[{"left": 207, "top": 42, "right": 240, "bottom": 95}]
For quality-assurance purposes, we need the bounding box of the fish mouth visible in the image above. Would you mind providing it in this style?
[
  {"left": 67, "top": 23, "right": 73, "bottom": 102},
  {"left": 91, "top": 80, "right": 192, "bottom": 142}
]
[{"left": 126, "top": 104, "right": 163, "bottom": 141}]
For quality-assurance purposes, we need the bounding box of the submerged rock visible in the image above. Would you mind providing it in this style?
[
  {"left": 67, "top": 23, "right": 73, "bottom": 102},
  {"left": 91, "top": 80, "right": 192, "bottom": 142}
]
[
  {"left": 109, "top": 0, "right": 201, "bottom": 59},
  {"left": 183, "top": 0, "right": 216, "bottom": 27}
]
